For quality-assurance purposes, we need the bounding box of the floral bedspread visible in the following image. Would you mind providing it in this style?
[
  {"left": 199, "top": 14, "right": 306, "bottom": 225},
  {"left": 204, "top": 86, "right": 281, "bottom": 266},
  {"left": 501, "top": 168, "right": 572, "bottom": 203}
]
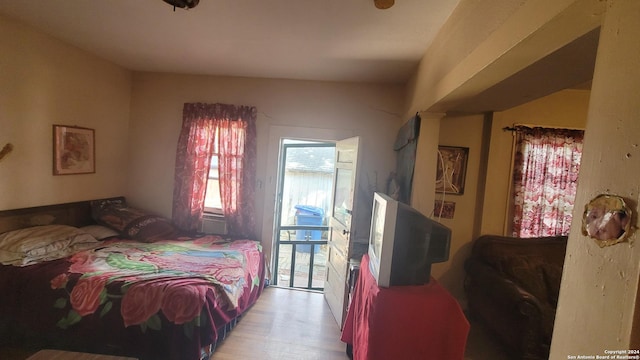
[{"left": 49, "top": 236, "right": 262, "bottom": 330}]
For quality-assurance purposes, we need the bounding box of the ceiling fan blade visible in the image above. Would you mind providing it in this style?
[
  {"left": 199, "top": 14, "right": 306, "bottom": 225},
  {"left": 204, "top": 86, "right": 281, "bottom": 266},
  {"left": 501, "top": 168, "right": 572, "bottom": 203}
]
[{"left": 162, "top": 0, "right": 200, "bottom": 10}]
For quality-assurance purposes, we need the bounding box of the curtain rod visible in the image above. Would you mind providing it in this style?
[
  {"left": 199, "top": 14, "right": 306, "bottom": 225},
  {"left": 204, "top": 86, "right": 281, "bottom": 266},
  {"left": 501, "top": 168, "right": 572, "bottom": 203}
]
[{"left": 502, "top": 124, "right": 585, "bottom": 132}]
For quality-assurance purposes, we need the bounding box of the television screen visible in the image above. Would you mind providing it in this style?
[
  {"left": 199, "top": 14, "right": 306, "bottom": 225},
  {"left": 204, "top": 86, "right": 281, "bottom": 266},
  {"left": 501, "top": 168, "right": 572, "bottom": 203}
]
[
  {"left": 370, "top": 199, "right": 384, "bottom": 259},
  {"left": 368, "top": 192, "right": 451, "bottom": 287}
]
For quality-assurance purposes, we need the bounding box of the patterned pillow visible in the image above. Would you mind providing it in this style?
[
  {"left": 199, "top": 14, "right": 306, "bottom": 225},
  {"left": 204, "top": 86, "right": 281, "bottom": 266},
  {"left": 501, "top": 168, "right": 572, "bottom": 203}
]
[{"left": 90, "top": 200, "right": 179, "bottom": 242}]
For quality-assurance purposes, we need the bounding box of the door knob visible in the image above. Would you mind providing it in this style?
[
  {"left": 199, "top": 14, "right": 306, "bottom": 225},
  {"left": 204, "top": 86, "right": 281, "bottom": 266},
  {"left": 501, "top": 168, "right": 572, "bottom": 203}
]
[{"left": 342, "top": 229, "right": 350, "bottom": 235}]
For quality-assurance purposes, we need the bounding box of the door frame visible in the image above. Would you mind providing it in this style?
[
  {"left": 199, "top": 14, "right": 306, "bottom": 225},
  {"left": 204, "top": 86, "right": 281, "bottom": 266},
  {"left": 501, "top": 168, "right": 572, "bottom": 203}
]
[{"left": 262, "top": 126, "right": 352, "bottom": 280}]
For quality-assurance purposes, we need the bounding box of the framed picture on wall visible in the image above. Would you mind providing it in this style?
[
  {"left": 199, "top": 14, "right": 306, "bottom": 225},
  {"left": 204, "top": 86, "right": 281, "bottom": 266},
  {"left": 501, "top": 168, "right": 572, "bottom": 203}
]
[
  {"left": 434, "top": 200, "right": 456, "bottom": 219},
  {"left": 435, "top": 146, "right": 469, "bottom": 195},
  {"left": 53, "top": 125, "right": 95, "bottom": 175}
]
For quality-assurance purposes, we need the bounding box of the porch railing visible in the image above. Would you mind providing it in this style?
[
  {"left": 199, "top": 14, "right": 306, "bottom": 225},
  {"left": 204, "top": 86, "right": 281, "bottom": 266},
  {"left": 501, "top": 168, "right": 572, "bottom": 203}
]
[{"left": 274, "top": 225, "right": 328, "bottom": 291}]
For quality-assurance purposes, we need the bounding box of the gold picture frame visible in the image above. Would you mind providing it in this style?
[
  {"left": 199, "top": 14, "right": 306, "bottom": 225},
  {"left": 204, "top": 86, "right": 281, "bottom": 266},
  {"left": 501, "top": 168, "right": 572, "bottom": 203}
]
[
  {"left": 53, "top": 125, "right": 95, "bottom": 175},
  {"left": 435, "top": 146, "right": 469, "bottom": 195}
]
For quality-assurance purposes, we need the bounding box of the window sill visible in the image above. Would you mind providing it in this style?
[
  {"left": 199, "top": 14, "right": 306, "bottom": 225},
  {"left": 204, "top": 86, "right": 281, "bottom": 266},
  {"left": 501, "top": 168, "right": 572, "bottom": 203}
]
[{"left": 204, "top": 211, "right": 224, "bottom": 219}]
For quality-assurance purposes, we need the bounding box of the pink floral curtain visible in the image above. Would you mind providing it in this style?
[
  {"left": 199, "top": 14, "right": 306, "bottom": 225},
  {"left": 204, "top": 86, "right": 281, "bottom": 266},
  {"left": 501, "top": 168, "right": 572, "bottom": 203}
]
[
  {"left": 214, "top": 112, "right": 257, "bottom": 239},
  {"left": 512, "top": 126, "right": 584, "bottom": 238},
  {"left": 172, "top": 103, "right": 257, "bottom": 238}
]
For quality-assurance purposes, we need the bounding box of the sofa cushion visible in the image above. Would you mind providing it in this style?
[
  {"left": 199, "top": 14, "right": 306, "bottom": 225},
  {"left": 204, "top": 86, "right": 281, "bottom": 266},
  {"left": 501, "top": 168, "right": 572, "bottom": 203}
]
[
  {"left": 465, "top": 235, "right": 568, "bottom": 360},
  {"left": 472, "top": 235, "right": 567, "bottom": 307},
  {"left": 500, "top": 256, "right": 549, "bottom": 303}
]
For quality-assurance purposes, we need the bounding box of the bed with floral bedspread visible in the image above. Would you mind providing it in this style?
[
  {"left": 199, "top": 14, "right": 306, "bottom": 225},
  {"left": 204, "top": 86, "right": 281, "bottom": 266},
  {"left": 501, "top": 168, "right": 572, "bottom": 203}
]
[{"left": 0, "top": 199, "right": 265, "bottom": 360}]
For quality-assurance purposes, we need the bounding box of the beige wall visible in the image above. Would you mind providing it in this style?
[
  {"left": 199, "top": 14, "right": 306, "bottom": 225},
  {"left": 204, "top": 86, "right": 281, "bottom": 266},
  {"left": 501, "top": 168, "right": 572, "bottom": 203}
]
[
  {"left": 0, "top": 14, "right": 132, "bottom": 210},
  {"left": 406, "top": 0, "right": 601, "bottom": 115},
  {"left": 429, "top": 113, "right": 485, "bottom": 301},
  {"left": 127, "top": 73, "right": 405, "bottom": 261},
  {"left": 552, "top": 0, "right": 640, "bottom": 355},
  {"left": 404, "top": 0, "right": 525, "bottom": 114}
]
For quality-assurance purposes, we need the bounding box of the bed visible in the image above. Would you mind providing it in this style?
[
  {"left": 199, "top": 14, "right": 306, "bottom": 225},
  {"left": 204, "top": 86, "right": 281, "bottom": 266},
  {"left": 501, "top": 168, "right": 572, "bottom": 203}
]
[{"left": 0, "top": 197, "right": 265, "bottom": 360}]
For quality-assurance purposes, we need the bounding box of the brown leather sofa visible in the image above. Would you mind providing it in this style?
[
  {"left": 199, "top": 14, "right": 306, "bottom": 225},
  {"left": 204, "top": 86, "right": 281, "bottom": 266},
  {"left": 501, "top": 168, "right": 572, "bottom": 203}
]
[{"left": 464, "top": 235, "right": 568, "bottom": 360}]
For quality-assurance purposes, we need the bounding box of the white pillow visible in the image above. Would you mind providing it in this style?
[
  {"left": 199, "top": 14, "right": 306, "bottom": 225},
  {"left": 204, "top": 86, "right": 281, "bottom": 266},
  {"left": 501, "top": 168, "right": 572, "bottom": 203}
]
[
  {"left": 80, "top": 224, "right": 120, "bottom": 240},
  {"left": 0, "top": 225, "right": 99, "bottom": 266}
]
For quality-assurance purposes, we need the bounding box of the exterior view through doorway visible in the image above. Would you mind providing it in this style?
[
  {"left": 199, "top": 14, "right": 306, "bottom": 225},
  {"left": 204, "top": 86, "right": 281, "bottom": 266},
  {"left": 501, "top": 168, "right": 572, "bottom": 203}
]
[{"left": 272, "top": 139, "right": 335, "bottom": 290}]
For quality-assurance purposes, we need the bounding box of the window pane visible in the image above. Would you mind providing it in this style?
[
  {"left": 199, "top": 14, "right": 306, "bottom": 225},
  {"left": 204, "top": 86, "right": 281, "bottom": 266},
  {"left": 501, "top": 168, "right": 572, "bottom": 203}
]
[
  {"left": 205, "top": 156, "right": 221, "bottom": 210},
  {"left": 209, "top": 156, "right": 219, "bottom": 179}
]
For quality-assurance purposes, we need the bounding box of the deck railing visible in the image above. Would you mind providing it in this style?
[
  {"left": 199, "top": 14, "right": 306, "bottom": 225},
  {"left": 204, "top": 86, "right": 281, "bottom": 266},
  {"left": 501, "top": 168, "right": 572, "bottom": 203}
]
[{"left": 274, "top": 225, "right": 328, "bottom": 291}]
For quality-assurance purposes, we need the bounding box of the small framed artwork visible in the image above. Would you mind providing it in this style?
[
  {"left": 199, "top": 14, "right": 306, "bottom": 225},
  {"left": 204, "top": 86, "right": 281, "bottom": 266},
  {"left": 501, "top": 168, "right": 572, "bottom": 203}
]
[
  {"left": 435, "top": 146, "right": 469, "bottom": 195},
  {"left": 434, "top": 200, "right": 456, "bottom": 219},
  {"left": 53, "top": 125, "right": 95, "bottom": 175}
]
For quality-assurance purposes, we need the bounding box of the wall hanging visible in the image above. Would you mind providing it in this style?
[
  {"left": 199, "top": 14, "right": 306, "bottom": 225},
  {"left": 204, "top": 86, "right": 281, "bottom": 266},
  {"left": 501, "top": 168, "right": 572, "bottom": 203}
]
[
  {"left": 392, "top": 113, "right": 420, "bottom": 203},
  {"left": 435, "top": 146, "right": 469, "bottom": 195},
  {"left": 434, "top": 200, "right": 456, "bottom": 219},
  {"left": 53, "top": 125, "right": 95, "bottom": 175}
]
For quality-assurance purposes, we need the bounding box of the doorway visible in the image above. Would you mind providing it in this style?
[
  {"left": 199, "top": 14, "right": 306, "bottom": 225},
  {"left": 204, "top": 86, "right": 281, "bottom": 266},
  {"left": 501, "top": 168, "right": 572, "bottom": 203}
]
[{"left": 272, "top": 139, "right": 336, "bottom": 291}]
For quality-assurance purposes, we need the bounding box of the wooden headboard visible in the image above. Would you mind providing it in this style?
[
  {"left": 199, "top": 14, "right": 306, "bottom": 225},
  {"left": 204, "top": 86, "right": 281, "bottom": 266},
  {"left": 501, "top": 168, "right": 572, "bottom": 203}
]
[{"left": 0, "top": 196, "right": 125, "bottom": 234}]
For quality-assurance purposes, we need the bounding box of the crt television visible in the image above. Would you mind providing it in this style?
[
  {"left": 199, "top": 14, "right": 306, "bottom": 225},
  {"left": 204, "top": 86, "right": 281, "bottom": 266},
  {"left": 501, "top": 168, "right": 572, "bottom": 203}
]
[{"left": 368, "top": 192, "right": 451, "bottom": 287}]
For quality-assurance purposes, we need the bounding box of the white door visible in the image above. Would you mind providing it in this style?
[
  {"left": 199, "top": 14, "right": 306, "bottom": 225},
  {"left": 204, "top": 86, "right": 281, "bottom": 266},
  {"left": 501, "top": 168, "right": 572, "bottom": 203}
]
[{"left": 323, "top": 136, "right": 361, "bottom": 328}]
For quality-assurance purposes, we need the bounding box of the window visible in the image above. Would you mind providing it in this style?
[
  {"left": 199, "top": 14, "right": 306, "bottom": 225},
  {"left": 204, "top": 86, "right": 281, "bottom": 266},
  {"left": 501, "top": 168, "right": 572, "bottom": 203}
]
[
  {"left": 511, "top": 126, "right": 584, "bottom": 238},
  {"left": 172, "top": 102, "right": 256, "bottom": 235},
  {"left": 204, "top": 155, "right": 222, "bottom": 213}
]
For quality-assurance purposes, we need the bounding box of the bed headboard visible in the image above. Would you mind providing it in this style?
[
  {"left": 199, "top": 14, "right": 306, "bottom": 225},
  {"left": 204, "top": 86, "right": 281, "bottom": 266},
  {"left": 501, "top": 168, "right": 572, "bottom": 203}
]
[{"left": 0, "top": 196, "right": 125, "bottom": 234}]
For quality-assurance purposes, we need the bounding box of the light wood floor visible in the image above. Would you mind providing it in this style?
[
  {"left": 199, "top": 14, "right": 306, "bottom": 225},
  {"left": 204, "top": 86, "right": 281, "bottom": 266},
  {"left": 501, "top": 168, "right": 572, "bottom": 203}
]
[
  {"left": 212, "top": 286, "right": 348, "bottom": 359},
  {"left": 215, "top": 286, "right": 510, "bottom": 360}
]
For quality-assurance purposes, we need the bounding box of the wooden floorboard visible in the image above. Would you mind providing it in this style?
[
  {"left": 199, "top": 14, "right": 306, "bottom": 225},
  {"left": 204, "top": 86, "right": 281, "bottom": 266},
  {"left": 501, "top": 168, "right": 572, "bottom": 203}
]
[
  {"left": 214, "top": 286, "right": 511, "bottom": 360},
  {"left": 212, "top": 286, "right": 349, "bottom": 360}
]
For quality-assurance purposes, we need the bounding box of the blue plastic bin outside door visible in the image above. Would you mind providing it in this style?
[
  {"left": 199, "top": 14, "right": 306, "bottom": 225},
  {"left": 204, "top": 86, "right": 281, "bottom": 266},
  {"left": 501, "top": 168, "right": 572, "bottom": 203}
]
[{"left": 294, "top": 205, "right": 324, "bottom": 253}]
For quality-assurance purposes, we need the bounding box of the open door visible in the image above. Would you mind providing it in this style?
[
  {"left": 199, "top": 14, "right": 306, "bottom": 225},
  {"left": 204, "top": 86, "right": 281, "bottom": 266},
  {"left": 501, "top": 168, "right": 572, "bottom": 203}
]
[{"left": 324, "top": 136, "right": 361, "bottom": 328}]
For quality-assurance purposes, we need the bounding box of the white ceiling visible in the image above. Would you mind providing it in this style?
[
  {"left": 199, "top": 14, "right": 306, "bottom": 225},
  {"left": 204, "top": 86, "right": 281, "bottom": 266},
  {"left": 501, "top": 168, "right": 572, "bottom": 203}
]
[{"left": 0, "top": 0, "right": 462, "bottom": 84}]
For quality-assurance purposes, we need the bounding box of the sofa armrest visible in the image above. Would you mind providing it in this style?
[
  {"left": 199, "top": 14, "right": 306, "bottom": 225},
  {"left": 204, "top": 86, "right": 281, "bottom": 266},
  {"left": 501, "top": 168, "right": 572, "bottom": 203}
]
[
  {"left": 465, "top": 258, "right": 544, "bottom": 316},
  {"left": 465, "top": 257, "right": 549, "bottom": 358}
]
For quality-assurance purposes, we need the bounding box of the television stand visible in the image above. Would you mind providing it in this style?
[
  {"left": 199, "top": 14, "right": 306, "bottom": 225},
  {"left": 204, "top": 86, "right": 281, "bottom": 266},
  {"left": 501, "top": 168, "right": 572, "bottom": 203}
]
[{"left": 340, "top": 254, "right": 470, "bottom": 359}]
